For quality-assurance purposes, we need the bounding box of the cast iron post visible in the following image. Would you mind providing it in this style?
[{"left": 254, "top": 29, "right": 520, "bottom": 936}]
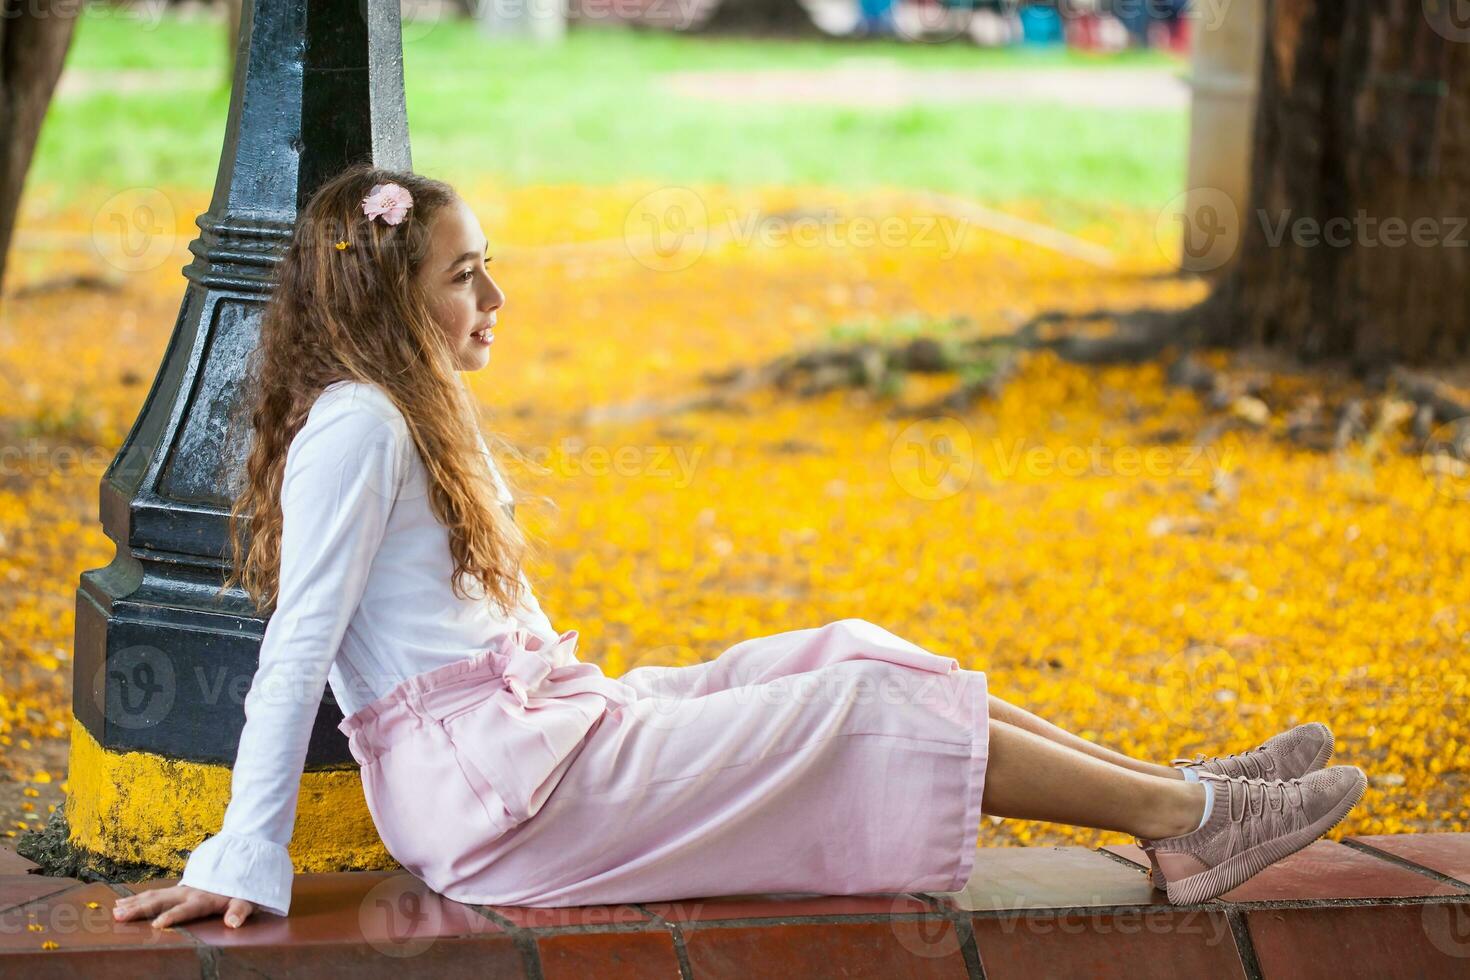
[{"left": 69, "top": 0, "right": 410, "bottom": 867}]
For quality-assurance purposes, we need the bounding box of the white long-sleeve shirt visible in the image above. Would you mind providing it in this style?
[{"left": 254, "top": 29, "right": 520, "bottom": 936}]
[{"left": 178, "top": 379, "right": 558, "bottom": 917}]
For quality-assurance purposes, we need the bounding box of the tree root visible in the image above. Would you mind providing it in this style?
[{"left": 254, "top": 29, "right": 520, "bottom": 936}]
[
  {"left": 8, "top": 272, "right": 125, "bottom": 299},
  {"left": 691, "top": 306, "right": 1204, "bottom": 418},
  {"left": 583, "top": 307, "right": 1200, "bottom": 425},
  {"left": 1388, "top": 367, "right": 1470, "bottom": 431},
  {"left": 583, "top": 304, "right": 1470, "bottom": 464}
]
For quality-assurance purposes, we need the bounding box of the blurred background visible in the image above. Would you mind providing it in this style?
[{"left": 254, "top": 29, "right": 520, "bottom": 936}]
[{"left": 2, "top": 0, "right": 1466, "bottom": 857}]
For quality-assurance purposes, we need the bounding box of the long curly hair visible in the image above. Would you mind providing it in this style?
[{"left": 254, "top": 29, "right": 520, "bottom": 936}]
[{"left": 217, "top": 162, "right": 536, "bottom": 619}]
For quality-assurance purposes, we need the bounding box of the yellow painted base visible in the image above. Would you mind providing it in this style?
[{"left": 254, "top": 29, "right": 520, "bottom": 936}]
[{"left": 65, "top": 716, "right": 397, "bottom": 874}]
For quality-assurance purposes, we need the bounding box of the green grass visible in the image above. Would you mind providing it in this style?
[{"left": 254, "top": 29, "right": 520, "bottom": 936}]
[{"left": 34, "top": 10, "right": 1188, "bottom": 227}]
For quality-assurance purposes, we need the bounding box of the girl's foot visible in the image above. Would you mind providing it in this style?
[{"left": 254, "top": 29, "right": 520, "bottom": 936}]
[
  {"left": 1172, "top": 722, "right": 1335, "bottom": 782},
  {"left": 1146, "top": 722, "right": 1336, "bottom": 891},
  {"left": 1136, "top": 765, "right": 1368, "bottom": 905}
]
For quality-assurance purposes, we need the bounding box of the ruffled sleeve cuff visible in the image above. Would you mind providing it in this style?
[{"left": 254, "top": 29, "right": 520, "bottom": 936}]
[{"left": 178, "top": 831, "right": 295, "bottom": 918}]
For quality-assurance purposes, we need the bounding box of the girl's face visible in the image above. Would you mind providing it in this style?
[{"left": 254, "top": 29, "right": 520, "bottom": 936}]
[{"left": 417, "top": 196, "right": 504, "bottom": 372}]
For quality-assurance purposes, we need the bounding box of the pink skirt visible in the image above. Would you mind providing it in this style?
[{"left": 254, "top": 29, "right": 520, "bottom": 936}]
[{"left": 337, "top": 617, "right": 989, "bottom": 907}]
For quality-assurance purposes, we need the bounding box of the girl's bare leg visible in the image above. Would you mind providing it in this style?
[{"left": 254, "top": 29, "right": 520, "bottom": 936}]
[
  {"left": 988, "top": 693, "right": 1186, "bottom": 781},
  {"left": 981, "top": 718, "right": 1206, "bottom": 839}
]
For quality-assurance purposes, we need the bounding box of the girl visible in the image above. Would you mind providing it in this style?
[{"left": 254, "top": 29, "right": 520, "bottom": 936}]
[{"left": 113, "top": 164, "right": 1367, "bottom": 930}]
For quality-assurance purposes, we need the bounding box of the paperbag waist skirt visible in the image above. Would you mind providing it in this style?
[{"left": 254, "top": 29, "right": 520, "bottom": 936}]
[{"left": 338, "top": 617, "right": 990, "bottom": 907}]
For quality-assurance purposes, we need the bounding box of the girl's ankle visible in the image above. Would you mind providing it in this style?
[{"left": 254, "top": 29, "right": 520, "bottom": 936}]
[{"left": 1140, "top": 781, "right": 1209, "bottom": 840}]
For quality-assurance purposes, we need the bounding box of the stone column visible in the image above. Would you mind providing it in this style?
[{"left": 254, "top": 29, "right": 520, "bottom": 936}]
[{"left": 1181, "top": 0, "right": 1265, "bottom": 275}]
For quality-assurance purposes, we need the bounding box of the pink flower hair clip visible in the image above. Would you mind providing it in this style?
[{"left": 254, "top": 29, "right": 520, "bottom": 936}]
[{"left": 361, "top": 182, "right": 414, "bottom": 226}]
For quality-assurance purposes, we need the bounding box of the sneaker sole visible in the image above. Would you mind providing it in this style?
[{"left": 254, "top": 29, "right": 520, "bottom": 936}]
[
  {"left": 1146, "top": 724, "right": 1337, "bottom": 892},
  {"left": 1143, "top": 844, "right": 1166, "bottom": 891},
  {"left": 1162, "top": 767, "right": 1367, "bottom": 905}
]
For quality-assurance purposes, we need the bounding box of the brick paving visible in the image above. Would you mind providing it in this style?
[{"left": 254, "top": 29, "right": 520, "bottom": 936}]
[{"left": 0, "top": 834, "right": 1467, "bottom": 977}]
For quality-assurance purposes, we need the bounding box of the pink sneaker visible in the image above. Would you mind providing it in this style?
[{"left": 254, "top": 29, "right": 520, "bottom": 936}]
[
  {"left": 1173, "top": 722, "right": 1335, "bottom": 782},
  {"left": 1144, "top": 722, "right": 1335, "bottom": 891},
  {"left": 1136, "top": 765, "right": 1368, "bottom": 905}
]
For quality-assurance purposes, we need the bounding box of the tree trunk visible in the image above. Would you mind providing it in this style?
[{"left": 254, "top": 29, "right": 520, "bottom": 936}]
[
  {"left": 0, "top": 0, "right": 81, "bottom": 297},
  {"left": 225, "top": 0, "right": 244, "bottom": 76},
  {"left": 681, "top": 0, "right": 820, "bottom": 36},
  {"left": 1202, "top": 0, "right": 1470, "bottom": 369}
]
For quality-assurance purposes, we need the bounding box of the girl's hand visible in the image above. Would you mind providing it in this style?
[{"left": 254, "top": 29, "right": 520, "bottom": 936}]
[{"left": 112, "top": 885, "right": 256, "bottom": 929}]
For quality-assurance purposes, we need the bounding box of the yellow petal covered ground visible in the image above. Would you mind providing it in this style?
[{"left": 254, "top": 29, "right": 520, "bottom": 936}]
[{"left": 1, "top": 182, "right": 1465, "bottom": 849}]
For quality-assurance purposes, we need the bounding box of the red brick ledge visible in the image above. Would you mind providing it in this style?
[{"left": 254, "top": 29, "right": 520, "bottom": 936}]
[{"left": 0, "top": 833, "right": 1466, "bottom": 978}]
